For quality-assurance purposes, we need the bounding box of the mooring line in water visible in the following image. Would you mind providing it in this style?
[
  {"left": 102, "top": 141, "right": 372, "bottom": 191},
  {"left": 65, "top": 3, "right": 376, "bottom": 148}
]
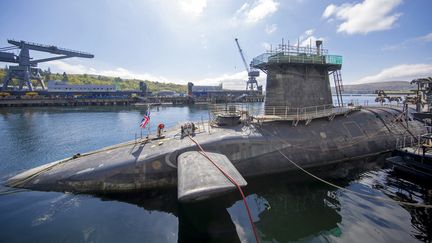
[
  {"left": 188, "top": 135, "right": 260, "bottom": 243},
  {"left": 276, "top": 149, "right": 432, "bottom": 208},
  {"left": 255, "top": 120, "right": 431, "bottom": 208}
]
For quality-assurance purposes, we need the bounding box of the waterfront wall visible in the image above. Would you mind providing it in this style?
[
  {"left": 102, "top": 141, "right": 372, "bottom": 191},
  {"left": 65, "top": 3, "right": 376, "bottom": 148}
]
[
  {"left": 0, "top": 98, "right": 135, "bottom": 107},
  {"left": 0, "top": 95, "right": 265, "bottom": 107}
]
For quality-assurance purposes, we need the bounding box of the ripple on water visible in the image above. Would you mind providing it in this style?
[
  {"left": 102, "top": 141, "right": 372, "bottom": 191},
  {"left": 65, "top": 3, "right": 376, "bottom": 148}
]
[{"left": 0, "top": 105, "right": 431, "bottom": 242}]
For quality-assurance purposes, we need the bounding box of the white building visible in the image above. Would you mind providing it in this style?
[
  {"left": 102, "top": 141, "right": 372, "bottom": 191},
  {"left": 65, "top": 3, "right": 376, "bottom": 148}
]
[
  {"left": 47, "top": 80, "right": 116, "bottom": 92},
  {"left": 192, "top": 83, "right": 223, "bottom": 92},
  {"left": 157, "top": 90, "right": 179, "bottom": 97}
]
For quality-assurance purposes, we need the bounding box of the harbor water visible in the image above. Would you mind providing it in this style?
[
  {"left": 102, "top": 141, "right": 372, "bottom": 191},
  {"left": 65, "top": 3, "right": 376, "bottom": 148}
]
[{"left": 0, "top": 96, "right": 431, "bottom": 242}]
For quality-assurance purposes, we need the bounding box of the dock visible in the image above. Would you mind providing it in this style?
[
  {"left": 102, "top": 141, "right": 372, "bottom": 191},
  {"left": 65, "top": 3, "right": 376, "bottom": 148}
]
[{"left": 0, "top": 97, "right": 135, "bottom": 107}]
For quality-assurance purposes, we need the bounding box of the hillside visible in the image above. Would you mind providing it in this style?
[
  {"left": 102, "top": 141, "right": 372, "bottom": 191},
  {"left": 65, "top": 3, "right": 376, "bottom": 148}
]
[
  {"left": 0, "top": 69, "right": 187, "bottom": 93},
  {"left": 0, "top": 68, "right": 416, "bottom": 95},
  {"left": 332, "top": 81, "right": 415, "bottom": 94}
]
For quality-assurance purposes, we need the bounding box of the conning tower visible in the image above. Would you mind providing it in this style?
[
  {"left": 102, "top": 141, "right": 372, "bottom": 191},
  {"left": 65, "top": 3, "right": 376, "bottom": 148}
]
[{"left": 251, "top": 40, "right": 343, "bottom": 115}]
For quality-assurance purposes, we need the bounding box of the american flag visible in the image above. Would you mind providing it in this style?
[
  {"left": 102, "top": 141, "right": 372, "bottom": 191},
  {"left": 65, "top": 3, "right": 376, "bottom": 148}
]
[{"left": 140, "top": 110, "right": 150, "bottom": 128}]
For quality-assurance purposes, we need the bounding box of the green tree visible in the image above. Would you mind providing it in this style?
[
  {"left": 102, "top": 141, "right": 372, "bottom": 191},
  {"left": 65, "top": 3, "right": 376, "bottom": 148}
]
[
  {"left": 62, "top": 72, "right": 68, "bottom": 82},
  {"left": 44, "top": 67, "right": 51, "bottom": 81}
]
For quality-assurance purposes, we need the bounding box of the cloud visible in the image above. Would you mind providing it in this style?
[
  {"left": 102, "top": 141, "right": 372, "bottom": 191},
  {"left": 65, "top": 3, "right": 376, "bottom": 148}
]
[
  {"left": 382, "top": 32, "right": 432, "bottom": 51},
  {"left": 381, "top": 43, "right": 403, "bottom": 51},
  {"left": 197, "top": 71, "right": 247, "bottom": 85},
  {"left": 44, "top": 60, "right": 265, "bottom": 90},
  {"left": 262, "top": 42, "right": 271, "bottom": 50},
  {"left": 47, "top": 60, "right": 177, "bottom": 84},
  {"left": 47, "top": 61, "right": 91, "bottom": 74},
  {"left": 293, "top": 29, "right": 325, "bottom": 47},
  {"left": 234, "top": 0, "right": 279, "bottom": 24},
  {"left": 415, "top": 32, "right": 432, "bottom": 42},
  {"left": 323, "top": 0, "right": 403, "bottom": 35},
  {"left": 179, "top": 0, "right": 207, "bottom": 17},
  {"left": 196, "top": 70, "right": 266, "bottom": 90},
  {"left": 198, "top": 71, "right": 249, "bottom": 90},
  {"left": 355, "top": 64, "right": 432, "bottom": 84},
  {"left": 299, "top": 36, "right": 323, "bottom": 48},
  {"left": 303, "top": 29, "right": 314, "bottom": 37},
  {"left": 265, "top": 24, "right": 277, "bottom": 34},
  {"left": 200, "top": 34, "right": 208, "bottom": 49}
]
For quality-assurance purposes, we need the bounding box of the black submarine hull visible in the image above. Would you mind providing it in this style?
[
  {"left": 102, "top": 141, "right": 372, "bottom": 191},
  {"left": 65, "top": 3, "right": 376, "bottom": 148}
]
[{"left": 7, "top": 107, "right": 425, "bottom": 193}]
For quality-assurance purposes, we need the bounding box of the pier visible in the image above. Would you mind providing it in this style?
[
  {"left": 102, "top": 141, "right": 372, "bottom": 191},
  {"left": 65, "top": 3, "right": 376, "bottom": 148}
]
[
  {"left": 0, "top": 95, "right": 265, "bottom": 107},
  {"left": 0, "top": 97, "right": 135, "bottom": 107}
]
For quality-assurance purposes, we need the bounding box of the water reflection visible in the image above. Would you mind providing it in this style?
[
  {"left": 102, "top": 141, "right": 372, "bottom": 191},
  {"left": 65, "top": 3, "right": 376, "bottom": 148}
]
[
  {"left": 98, "top": 156, "right": 411, "bottom": 243},
  {"left": 253, "top": 183, "right": 342, "bottom": 242},
  {"left": 1, "top": 105, "right": 431, "bottom": 242},
  {"left": 178, "top": 199, "right": 241, "bottom": 243},
  {"left": 386, "top": 170, "right": 432, "bottom": 242},
  {"left": 1, "top": 151, "right": 431, "bottom": 242}
]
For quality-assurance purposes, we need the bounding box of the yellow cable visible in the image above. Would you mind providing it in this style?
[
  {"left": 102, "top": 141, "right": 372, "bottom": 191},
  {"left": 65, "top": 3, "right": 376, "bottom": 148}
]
[{"left": 276, "top": 148, "right": 432, "bottom": 208}]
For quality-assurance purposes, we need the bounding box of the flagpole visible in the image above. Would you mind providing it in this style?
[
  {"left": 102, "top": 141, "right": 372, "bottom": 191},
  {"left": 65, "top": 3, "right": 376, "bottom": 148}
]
[
  {"left": 147, "top": 122, "right": 150, "bottom": 139},
  {"left": 147, "top": 104, "right": 150, "bottom": 139}
]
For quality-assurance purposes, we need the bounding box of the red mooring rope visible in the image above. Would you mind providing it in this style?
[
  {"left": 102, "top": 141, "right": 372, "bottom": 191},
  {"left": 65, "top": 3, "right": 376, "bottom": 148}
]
[{"left": 188, "top": 135, "right": 260, "bottom": 243}]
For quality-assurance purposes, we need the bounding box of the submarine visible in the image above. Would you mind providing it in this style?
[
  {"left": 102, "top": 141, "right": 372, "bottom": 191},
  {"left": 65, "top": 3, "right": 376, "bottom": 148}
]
[{"left": 7, "top": 40, "right": 426, "bottom": 201}]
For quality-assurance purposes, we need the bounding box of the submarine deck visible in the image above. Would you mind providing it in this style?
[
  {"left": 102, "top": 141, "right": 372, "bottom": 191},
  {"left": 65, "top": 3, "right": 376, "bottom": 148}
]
[{"left": 7, "top": 105, "right": 426, "bottom": 193}]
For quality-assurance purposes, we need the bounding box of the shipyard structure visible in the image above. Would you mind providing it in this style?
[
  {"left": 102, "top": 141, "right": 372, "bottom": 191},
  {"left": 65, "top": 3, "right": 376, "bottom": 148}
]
[
  {"left": 252, "top": 40, "right": 343, "bottom": 113},
  {"left": 0, "top": 39, "right": 264, "bottom": 106},
  {"left": 7, "top": 39, "right": 426, "bottom": 211}
]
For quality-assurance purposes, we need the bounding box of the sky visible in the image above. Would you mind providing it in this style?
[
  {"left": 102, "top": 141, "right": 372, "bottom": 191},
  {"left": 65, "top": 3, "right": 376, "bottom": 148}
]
[{"left": 1, "top": 0, "right": 431, "bottom": 89}]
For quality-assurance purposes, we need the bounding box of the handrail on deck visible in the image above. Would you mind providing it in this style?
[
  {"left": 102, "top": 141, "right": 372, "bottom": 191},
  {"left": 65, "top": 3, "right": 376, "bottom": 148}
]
[
  {"left": 261, "top": 104, "right": 355, "bottom": 121},
  {"left": 209, "top": 103, "right": 359, "bottom": 123}
]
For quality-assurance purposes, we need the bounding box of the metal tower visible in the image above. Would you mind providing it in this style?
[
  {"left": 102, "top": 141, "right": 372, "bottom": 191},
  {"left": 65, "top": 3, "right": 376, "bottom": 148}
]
[
  {"left": 234, "top": 38, "right": 260, "bottom": 91},
  {"left": 251, "top": 40, "right": 343, "bottom": 114},
  {"left": 0, "top": 39, "right": 94, "bottom": 91}
]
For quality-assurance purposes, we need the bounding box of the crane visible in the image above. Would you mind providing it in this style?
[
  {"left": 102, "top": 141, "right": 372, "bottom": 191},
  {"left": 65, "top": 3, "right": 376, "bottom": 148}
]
[
  {"left": 0, "top": 39, "right": 94, "bottom": 91},
  {"left": 234, "top": 38, "right": 260, "bottom": 91}
]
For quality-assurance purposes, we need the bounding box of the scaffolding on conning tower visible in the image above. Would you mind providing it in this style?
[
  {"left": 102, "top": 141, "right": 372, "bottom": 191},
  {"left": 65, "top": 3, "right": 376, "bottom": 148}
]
[
  {"left": 251, "top": 41, "right": 342, "bottom": 70},
  {"left": 251, "top": 39, "right": 345, "bottom": 110}
]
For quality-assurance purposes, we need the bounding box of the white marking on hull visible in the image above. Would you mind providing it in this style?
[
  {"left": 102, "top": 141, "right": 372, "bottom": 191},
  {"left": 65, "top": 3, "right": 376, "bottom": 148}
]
[{"left": 76, "top": 168, "right": 95, "bottom": 175}]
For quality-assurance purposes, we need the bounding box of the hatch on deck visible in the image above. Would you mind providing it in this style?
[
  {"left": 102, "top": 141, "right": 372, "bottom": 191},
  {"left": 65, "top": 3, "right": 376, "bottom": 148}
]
[{"left": 177, "top": 151, "right": 247, "bottom": 203}]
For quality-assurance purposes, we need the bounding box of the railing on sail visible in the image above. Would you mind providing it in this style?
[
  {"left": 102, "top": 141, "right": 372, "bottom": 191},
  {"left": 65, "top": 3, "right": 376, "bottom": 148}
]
[{"left": 209, "top": 103, "right": 359, "bottom": 124}]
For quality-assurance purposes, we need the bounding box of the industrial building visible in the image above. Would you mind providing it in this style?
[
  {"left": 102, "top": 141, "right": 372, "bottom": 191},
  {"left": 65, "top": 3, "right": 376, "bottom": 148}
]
[
  {"left": 187, "top": 82, "right": 263, "bottom": 102},
  {"left": 156, "top": 90, "right": 181, "bottom": 97},
  {"left": 47, "top": 80, "right": 116, "bottom": 92},
  {"left": 191, "top": 83, "right": 223, "bottom": 94}
]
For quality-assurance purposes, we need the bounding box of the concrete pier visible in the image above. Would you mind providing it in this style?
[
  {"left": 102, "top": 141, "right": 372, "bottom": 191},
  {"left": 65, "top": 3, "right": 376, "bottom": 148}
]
[{"left": 0, "top": 97, "right": 135, "bottom": 107}]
